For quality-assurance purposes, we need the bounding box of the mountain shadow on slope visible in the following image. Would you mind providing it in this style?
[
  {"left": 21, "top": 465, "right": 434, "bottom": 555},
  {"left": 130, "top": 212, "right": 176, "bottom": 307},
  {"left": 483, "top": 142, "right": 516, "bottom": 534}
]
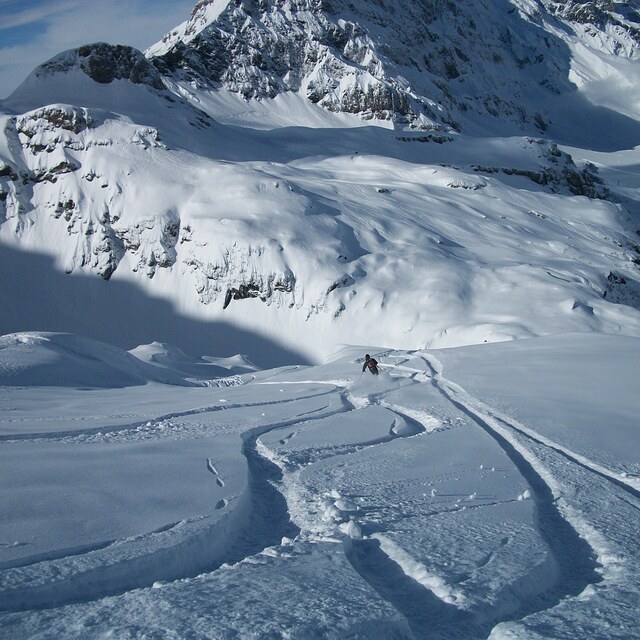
[{"left": 0, "top": 243, "right": 310, "bottom": 369}]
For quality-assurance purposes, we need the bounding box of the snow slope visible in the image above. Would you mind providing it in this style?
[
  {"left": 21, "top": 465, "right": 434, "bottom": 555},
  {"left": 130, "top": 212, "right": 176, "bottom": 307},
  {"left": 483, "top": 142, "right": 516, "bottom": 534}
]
[
  {"left": 1, "top": 100, "right": 639, "bottom": 361},
  {"left": 0, "top": 2, "right": 640, "bottom": 636},
  {"left": 0, "top": 332, "right": 638, "bottom": 638},
  {"left": 1, "top": 3, "right": 640, "bottom": 362}
]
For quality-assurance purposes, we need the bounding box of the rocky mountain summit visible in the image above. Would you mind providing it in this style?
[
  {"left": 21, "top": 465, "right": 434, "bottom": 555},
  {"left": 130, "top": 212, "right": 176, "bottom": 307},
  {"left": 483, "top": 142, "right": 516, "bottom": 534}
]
[
  {"left": 147, "top": 0, "right": 640, "bottom": 132},
  {"left": 36, "top": 43, "right": 166, "bottom": 91}
]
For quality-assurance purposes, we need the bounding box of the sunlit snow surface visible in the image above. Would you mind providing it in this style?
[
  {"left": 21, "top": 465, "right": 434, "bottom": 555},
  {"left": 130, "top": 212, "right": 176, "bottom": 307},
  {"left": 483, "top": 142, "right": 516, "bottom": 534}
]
[
  {"left": 1, "top": 6, "right": 640, "bottom": 636},
  {"left": 0, "top": 332, "right": 638, "bottom": 639}
]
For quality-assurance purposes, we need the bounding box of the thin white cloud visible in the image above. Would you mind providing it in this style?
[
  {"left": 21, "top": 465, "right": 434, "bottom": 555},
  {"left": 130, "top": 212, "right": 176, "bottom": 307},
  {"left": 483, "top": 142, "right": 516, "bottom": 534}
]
[{"left": 0, "top": 0, "right": 80, "bottom": 31}]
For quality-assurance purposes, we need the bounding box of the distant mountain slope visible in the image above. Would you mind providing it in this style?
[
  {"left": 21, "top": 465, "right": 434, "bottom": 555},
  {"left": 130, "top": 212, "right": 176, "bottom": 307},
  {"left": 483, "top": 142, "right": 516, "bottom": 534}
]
[
  {"left": 0, "top": 1, "right": 639, "bottom": 362},
  {"left": 0, "top": 332, "right": 195, "bottom": 387}
]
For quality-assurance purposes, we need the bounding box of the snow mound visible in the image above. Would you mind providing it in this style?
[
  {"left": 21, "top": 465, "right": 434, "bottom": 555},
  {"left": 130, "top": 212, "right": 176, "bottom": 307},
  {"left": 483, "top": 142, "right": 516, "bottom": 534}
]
[
  {"left": 130, "top": 341, "right": 258, "bottom": 380},
  {"left": 0, "top": 332, "right": 194, "bottom": 388}
]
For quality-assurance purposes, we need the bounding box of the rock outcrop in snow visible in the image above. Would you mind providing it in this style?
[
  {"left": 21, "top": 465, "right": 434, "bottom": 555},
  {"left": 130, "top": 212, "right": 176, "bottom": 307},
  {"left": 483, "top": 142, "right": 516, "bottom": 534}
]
[
  {"left": 147, "top": 0, "right": 640, "bottom": 131},
  {"left": 35, "top": 43, "right": 166, "bottom": 91}
]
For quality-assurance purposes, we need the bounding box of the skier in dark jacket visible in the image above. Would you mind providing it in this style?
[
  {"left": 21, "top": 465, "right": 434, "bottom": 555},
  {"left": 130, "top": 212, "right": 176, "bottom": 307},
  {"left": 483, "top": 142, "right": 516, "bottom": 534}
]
[{"left": 362, "top": 354, "right": 379, "bottom": 375}]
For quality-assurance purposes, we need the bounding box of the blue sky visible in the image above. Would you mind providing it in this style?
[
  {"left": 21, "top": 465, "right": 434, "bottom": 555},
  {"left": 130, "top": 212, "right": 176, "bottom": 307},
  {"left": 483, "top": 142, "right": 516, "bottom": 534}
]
[{"left": 0, "top": 0, "right": 195, "bottom": 98}]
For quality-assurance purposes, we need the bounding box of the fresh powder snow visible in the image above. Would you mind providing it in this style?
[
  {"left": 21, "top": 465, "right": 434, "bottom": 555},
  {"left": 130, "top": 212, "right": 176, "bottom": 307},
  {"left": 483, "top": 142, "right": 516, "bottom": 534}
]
[
  {"left": 0, "top": 334, "right": 638, "bottom": 638},
  {"left": 0, "top": 1, "right": 640, "bottom": 638}
]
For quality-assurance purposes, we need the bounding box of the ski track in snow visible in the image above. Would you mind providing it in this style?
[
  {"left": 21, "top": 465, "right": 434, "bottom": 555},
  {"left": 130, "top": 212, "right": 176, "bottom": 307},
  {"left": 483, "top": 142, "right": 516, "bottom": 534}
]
[
  {"left": 421, "top": 352, "right": 640, "bottom": 506},
  {"left": 252, "top": 354, "right": 627, "bottom": 639},
  {"left": 1, "top": 354, "right": 633, "bottom": 639},
  {"left": 0, "top": 388, "right": 341, "bottom": 611},
  {"left": 0, "top": 389, "right": 335, "bottom": 445}
]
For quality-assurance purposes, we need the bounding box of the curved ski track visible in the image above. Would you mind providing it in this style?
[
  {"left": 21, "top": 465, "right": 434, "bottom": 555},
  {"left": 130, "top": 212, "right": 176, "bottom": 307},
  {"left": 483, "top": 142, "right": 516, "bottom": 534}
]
[{"left": 2, "top": 353, "right": 629, "bottom": 640}]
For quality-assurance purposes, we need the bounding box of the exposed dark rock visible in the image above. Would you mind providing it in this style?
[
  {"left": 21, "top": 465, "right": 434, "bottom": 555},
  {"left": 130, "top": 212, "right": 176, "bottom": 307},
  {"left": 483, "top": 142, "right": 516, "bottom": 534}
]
[
  {"left": 222, "top": 271, "right": 295, "bottom": 309},
  {"left": 29, "top": 161, "right": 79, "bottom": 184},
  {"left": 40, "top": 43, "right": 166, "bottom": 90},
  {"left": 604, "top": 271, "right": 640, "bottom": 309},
  {"left": 472, "top": 140, "right": 610, "bottom": 199},
  {"left": 396, "top": 134, "right": 454, "bottom": 143},
  {"left": 0, "top": 163, "right": 18, "bottom": 180},
  {"left": 223, "top": 283, "right": 262, "bottom": 308},
  {"left": 54, "top": 199, "right": 76, "bottom": 219},
  {"left": 150, "top": 0, "right": 447, "bottom": 128},
  {"left": 326, "top": 274, "right": 355, "bottom": 295}
]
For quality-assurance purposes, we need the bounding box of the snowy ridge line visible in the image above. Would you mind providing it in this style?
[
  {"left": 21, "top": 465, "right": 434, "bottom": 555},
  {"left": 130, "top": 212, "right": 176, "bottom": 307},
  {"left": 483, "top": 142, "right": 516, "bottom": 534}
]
[
  {"left": 0, "top": 403, "right": 348, "bottom": 612},
  {"left": 0, "top": 538, "right": 117, "bottom": 573},
  {"left": 421, "top": 352, "right": 613, "bottom": 589},
  {"left": 0, "top": 412, "right": 138, "bottom": 424},
  {"left": 0, "top": 388, "right": 335, "bottom": 444}
]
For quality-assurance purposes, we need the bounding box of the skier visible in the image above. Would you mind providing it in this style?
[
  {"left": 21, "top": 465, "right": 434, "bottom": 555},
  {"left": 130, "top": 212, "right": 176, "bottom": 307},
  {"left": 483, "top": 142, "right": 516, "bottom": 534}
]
[{"left": 362, "top": 354, "right": 379, "bottom": 375}]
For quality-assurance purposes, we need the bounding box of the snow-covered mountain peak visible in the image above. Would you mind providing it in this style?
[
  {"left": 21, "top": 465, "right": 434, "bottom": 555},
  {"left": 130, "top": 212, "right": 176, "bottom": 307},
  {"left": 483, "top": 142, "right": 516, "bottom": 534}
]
[
  {"left": 144, "top": 0, "right": 640, "bottom": 134},
  {"left": 148, "top": 0, "right": 448, "bottom": 131},
  {"left": 2, "top": 43, "right": 174, "bottom": 120},
  {"left": 26, "top": 43, "right": 164, "bottom": 92}
]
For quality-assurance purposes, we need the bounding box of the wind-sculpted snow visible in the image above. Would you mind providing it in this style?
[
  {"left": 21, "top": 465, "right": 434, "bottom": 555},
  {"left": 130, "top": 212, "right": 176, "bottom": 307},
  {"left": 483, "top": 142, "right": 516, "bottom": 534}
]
[
  {"left": 0, "top": 332, "right": 193, "bottom": 388},
  {"left": 1, "top": 334, "right": 639, "bottom": 638}
]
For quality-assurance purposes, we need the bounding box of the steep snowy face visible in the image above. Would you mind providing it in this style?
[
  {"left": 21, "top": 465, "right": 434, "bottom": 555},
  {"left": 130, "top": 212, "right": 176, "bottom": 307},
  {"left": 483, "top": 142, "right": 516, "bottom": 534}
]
[
  {"left": 543, "top": 1, "right": 640, "bottom": 54},
  {"left": 3, "top": 94, "right": 639, "bottom": 359},
  {"left": 147, "top": 0, "right": 639, "bottom": 132},
  {"left": 0, "top": 98, "right": 355, "bottom": 315}
]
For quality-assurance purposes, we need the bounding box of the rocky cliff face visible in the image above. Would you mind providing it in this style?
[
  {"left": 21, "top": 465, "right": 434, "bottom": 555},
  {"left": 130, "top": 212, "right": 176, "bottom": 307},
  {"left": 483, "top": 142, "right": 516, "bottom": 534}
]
[
  {"left": 0, "top": 104, "right": 175, "bottom": 281},
  {"left": 34, "top": 44, "right": 166, "bottom": 91},
  {"left": 148, "top": 0, "right": 639, "bottom": 132},
  {"left": 150, "top": 0, "right": 441, "bottom": 129}
]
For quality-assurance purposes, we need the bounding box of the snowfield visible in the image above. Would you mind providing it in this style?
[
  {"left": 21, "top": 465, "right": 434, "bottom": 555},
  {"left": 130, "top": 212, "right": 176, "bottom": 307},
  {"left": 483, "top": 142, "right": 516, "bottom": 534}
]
[
  {"left": 0, "top": 331, "right": 638, "bottom": 639},
  {"left": 1, "top": 0, "right": 640, "bottom": 637}
]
